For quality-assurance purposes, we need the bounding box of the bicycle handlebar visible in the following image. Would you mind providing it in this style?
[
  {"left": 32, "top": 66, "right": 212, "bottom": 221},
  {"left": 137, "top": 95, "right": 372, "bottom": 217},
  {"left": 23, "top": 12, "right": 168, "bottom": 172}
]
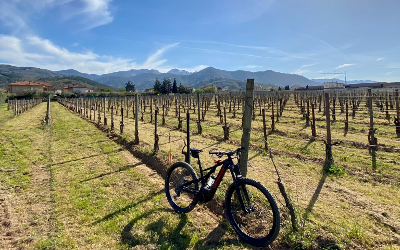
[{"left": 209, "top": 147, "right": 244, "bottom": 158}]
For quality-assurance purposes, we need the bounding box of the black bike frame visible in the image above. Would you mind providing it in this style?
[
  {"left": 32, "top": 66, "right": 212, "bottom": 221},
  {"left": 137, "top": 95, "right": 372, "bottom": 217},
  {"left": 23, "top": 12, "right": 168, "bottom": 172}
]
[{"left": 179, "top": 153, "right": 252, "bottom": 211}]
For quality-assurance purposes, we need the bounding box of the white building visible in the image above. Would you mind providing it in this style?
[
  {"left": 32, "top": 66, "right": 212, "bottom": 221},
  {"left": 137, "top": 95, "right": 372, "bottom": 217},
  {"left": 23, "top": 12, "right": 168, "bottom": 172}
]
[
  {"left": 323, "top": 82, "right": 345, "bottom": 89},
  {"left": 63, "top": 85, "right": 93, "bottom": 93}
]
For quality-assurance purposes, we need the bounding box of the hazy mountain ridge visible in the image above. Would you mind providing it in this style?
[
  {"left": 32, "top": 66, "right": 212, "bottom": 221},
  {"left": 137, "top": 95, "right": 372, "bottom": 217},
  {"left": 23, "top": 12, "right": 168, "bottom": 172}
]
[
  {"left": 312, "top": 78, "right": 378, "bottom": 84},
  {"left": 0, "top": 65, "right": 112, "bottom": 91},
  {"left": 4, "top": 64, "right": 381, "bottom": 92}
]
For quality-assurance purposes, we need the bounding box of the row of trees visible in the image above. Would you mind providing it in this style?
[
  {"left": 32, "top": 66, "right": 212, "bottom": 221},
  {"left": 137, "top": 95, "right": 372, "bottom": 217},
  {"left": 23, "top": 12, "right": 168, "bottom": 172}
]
[{"left": 154, "top": 78, "right": 191, "bottom": 94}]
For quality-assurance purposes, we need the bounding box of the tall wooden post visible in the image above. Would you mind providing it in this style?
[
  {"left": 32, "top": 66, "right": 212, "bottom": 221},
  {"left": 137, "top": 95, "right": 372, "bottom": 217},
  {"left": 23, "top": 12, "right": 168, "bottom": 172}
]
[
  {"left": 154, "top": 109, "right": 159, "bottom": 153},
  {"left": 324, "top": 92, "right": 333, "bottom": 170},
  {"left": 134, "top": 94, "right": 139, "bottom": 144},
  {"left": 197, "top": 93, "right": 202, "bottom": 134},
  {"left": 262, "top": 109, "right": 268, "bottom": 151},
  {"left": 395, "top": 89, "right": 400, "bottom": 138},
  {"left": 185, "top": 112, "right": 190, "bottom": 164},
  {"left": 46, "top": 95, "right": 50, "bottom": 125},
  {"left": 240, "top": 79, "right": 255, "bottom": 177},
  {"left": 311, "top": 103, "right": 316, "bottom": 137},
  {"left": 368, "top": 89, "right": 378, "bottom": 169},
  {"left": 120, "top": 106, "right": 124, "bottom": 134}
]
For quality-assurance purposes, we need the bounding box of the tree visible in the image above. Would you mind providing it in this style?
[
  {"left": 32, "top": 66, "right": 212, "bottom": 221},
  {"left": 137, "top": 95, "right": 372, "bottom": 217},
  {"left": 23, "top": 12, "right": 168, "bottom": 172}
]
[
  {"left": 172, "top": 78, "right": 178, "bottom": 93},
  {"left": 125, "top": 81, "right": 136, "bottom": 92},
  {"left": 154, "top": 78, "right": 161, "bottom": 93},
  {"left": 161, "top": 78, "right": 172, "bottom": 94},
  {"left": 203, "top": 85, "right": 217, "bottom": 93},
  {"left": 178, "top": 83, "right": 192, "bottom": 94},
  {"left": 285, "top": 85, "right": 290, "bottom": 90},
  {"left": 278, "top": 86, "right": 282, "bottom": 91}
]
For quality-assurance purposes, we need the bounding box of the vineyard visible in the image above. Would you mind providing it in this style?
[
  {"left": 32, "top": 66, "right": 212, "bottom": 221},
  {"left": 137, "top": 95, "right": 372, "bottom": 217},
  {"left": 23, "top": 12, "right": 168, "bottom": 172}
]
[{"left": 0, "top": 87, "right": 399, "bottom": 249}]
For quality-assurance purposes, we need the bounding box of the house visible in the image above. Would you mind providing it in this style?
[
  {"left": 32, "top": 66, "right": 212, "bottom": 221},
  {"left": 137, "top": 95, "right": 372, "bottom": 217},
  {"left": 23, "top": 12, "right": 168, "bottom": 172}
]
[
  {"left": 8, "top": 81, "right": 52, "bottom": 96},
  {"left": 63, "top": 85, "right": 93, "bottom": 93},
  {"left": 323, "top": 82, "right": 345, "bottom": 89},
  {"left": 346, "top": 82, "right": 400, "bottom": 89}
]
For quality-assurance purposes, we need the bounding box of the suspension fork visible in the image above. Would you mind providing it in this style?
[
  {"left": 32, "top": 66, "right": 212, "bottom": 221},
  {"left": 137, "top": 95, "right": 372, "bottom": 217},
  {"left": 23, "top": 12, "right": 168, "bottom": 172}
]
[{"left": 230, "top": 164, "right": 252, "bottom": 213}]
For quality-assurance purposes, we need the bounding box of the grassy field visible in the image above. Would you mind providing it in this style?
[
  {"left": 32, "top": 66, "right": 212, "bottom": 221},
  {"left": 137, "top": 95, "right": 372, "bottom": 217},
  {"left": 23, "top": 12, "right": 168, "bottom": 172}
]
[
  {"left": 1, "top": 94, "right": 400, "bottom": 250},
  {"left": 58, "top": 94, "right": 400, "bottom": 250}
]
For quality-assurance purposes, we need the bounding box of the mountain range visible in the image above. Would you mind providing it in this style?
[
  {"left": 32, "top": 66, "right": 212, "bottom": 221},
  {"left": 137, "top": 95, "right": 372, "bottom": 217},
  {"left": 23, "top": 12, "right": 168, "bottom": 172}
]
[
  {"left": 54, "top": 66, "right": 319, "bottom": 91},
  {"left": 2, "top": 64, "right": 379, "bottom": 92},
  {"left": 311, "top": 78, "right": 377, "bottom": 84}
]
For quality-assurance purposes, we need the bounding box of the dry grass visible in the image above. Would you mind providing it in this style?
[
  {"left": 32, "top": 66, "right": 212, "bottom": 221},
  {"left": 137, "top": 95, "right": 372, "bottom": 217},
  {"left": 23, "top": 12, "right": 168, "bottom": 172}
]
[{"left": 66, "top": 94, "right": 400, "bottom": 250}]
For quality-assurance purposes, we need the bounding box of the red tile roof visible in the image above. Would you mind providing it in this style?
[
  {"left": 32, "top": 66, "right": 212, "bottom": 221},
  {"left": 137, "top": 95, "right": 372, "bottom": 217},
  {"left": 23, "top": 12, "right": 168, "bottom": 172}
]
[{"left": 8, "top": 81, "right": 52, "bottom": 87}]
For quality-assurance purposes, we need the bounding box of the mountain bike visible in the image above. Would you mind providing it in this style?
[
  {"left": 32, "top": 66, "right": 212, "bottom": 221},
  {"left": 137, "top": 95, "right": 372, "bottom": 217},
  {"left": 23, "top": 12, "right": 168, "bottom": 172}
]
[{"left": 165, "top": 147, "right": 280, "bottom": 247}]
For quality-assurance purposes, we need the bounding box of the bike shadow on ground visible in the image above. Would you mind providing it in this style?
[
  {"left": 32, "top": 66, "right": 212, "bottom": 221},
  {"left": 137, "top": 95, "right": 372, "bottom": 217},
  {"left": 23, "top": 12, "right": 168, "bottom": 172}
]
[
  {"left": 193, "top": 221, "right": 264, "bottom": 250},
  {"left": 304, "top": 171, "right": 328, "bottom": 219}
]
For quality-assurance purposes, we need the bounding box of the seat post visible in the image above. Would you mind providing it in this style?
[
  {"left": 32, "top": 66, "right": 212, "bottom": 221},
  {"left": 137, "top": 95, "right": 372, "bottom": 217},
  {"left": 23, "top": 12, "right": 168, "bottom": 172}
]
[{"left": 197, "top": 157, "right": 204, "bottom": 179}]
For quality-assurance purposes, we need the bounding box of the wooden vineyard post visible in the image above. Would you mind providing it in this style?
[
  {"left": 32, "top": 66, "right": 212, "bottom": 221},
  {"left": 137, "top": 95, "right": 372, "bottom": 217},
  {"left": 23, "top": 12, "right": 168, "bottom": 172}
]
[
  {"left": 262, "top": 109, "right": 268, "bottom": 151},
  {"left": 154, "top": 109, "right": 159, "bottom": 154},
  {"left": 185, "top": 112, "right": 190, "bottom": 164},
  {"left": 110, "top": 106, "right": 114, "bottom": 131},
  {"left": 134, "top": 94, "right": 139, "bottom": 144},
  {"left": 223, "top": 107, "right": 229, "bottom": 140},
  {"left": 120, "top": 106, "right": 124, "bottom": 134},
  {"left": 276, "top": 93, "right": 279, "bottom": 122},
  {"left": 162, "top": 104, "right": 165, "bottom": 126},
  {"left": 46, "top": 95, "right": 50, "bottom": 125},
  {"left": 271, "top": 101, "right": 275, "bottom": 132},
  {"left": 311, "top": 103, "right": 316, "bottom": 137},
  {"left": 178, "top": 104, "right": 182, "bottom": 130},
  {"left": 98, "top": 101, "right": 101, "bottom": 124},
  {"left": 324, "top": 92, "right": 333, "bottom": 170},
  {"left": 104, "top": 97, "right": 107, "bottom": 125},
  {"left": 197, "top": 93, "right": 202, "bottom": 134},
  {"left": 345, "top": 100, "right": 349, "bottom": 133},
  {"left": 395, "top": 89, "right": 400, "bottom": 138},
  {"left": 306, "top": 99, "right": 310, "bottom": 126},
  {"left": 240, "top": 79, "right": 255, "bottom": 177},
  {"left": 368, "top": 89, "right": 378, "bottom": 169},
  {"left": 150, "top": 97, "right": 153, "bottom": 123}
]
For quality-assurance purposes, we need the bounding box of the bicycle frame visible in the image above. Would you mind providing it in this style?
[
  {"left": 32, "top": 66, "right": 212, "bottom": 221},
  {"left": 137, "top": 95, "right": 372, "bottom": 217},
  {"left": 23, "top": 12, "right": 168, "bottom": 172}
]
[{"left": 178, "top": 152, "right": 252, "bottom": 210}]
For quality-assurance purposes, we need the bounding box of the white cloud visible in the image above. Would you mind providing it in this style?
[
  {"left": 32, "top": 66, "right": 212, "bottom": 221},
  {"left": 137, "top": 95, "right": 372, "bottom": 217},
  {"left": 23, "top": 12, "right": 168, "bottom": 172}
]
[
  {"left": 292, "top": 69, "right": 308, "bottom": 75},
  {"left": 0, "top": 0, "right": 114, "bottom": 32},
  {"left": 244, "top": 65, "right": 262, "bottom": 69},
  {"left": 141, "top": 43, "right": 179, "bottom": 69},
  {"left": 335, "top": 63, "right": 354, "bottom": 69},
  {"left": 64, "top": 0, "right": 114, "bottom": 30},
  {"left": 300, "top": 63, "right": 319, "bottom": 68},
  {"left": 0, "top": 35, "right": 179, "bottom": 75},
  {"left": 71, "top": 42, "right": 79, "bottom": 47},
  {"left": 377, "top": 57, "right": 384, "bottom": 61}
]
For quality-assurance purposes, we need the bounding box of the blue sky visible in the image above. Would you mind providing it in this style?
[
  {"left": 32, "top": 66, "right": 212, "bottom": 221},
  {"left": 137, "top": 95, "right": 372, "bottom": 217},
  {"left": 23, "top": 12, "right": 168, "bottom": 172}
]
[{"left": 0, "top": 0, "right": 399, "bottom": 81}]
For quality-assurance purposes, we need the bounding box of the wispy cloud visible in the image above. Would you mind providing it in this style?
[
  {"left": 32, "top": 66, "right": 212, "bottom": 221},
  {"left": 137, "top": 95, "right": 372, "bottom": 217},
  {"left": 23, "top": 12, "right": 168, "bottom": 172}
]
[
  {"left": 296, "top": 33, "right": 346, "bottom": 58},
  {"left": 63, "top": 0, "right": 114, "bottom": 30},
  {"left": 0, "top": 0, "right": 114, "bottom": 32},
  {"left": 141, "top": 43, "right": 179, "bottom": 69},
  {"left": 244, "top": 65, "right": 263, "bottom": 69},
  {"left": 377, "top": 57, "right": 384, "bottom": 61},
  {"left": 0, "top": 35, "right": 178, "bottom": 74},
  {"left": 173, "top": 39, "right": 314, "bottom": 60},
  {"left": 335, "top": 63, "right": 354, "bottom": 69}
]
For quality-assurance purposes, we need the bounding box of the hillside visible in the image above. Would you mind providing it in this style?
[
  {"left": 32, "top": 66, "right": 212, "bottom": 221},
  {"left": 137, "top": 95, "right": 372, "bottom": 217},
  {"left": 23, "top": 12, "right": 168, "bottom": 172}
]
[
  {"left": 93, "top": 67, "right": 318, "bottom": 91},
  {"left": 0, "top": 64, "right": 113, "bottom": 91},
  {"left": 1, "top": 64, "right": 319, "bottom": 92},
  {"left": 36, "top": 75, "right": 114, "bottom": 91}
]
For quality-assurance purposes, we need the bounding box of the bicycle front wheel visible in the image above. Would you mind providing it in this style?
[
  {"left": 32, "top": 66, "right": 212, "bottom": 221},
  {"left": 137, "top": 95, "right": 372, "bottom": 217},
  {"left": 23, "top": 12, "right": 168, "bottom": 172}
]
[
  {"left": 225, "top": 178, "right": 280, "bottom": 247},
  {"left": 165, "top": 162, "right": 199, "bottom": 213}
]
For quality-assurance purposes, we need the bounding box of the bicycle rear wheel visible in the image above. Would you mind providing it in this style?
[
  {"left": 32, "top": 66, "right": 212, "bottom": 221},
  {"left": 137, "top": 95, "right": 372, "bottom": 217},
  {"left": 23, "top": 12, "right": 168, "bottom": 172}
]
[
  {"left": 225, "top": 178, "right": 280, "bottom": 247},
  {"left": 165, "top": 162, "right": 199, "bottom": 213}
]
